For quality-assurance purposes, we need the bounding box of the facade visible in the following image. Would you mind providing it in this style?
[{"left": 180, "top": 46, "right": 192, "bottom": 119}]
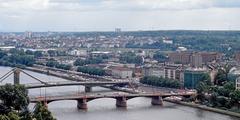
[
  {"left": 69, "top": 49, "right": 87, "bottom": 56},
  {"left": 236, "top": 77, "right": 240, "bottom": 90},
  {"left": 110, "top": 67, "right": 133, "bottom": 79},
  {"left": 190, "top": 53, "right": 203, "bottom": 67},
  {"left": 162, "top": 37, "right": 173, "bottom": 44},
  {"left": 184, "top": 68, "right": 208, "bottom": 89},
  {"left": 200, "top": 52, "right": 222, "bottom": 63},
  {"left": 164, "top": 65, "right": 184, "bottom": 82},
  {"left": 169, "top": 51, "right": 222, "bottom": 65},
  {"left": 144, "top": 67, "right": 165, "bottom": 78},
  {"left": 235, "top": 53, "right": 240, "bottom": 62},
  {"left": 168, "top": 52, "right": 192, "bottom": 64},
  {"left": 229, "top": 67, "right": 240, "bottom": 89}
]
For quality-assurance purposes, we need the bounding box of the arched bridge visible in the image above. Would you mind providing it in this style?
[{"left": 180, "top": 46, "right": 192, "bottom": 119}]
[{"left": 30, "top": 92, "right": 195, "bottom": 109}]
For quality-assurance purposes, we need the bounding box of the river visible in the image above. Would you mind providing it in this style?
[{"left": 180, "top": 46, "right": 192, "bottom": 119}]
[{"left": 0, "top": 66, "right": 239, "bottom": 120}]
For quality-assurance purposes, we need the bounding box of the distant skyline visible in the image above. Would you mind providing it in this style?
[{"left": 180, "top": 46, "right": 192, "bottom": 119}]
[{"left": 1, "top": 0, "right": 240, "bottom": 32}]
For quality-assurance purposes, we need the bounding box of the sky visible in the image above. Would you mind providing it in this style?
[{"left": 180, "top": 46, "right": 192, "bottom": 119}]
[{"left": 0, "top": 0, "right": 240, "bottom": 32}]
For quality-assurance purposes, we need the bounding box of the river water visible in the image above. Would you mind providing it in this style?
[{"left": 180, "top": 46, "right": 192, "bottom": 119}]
[{"left": 0, "top": 66, "right": 239, "bottom": 120}]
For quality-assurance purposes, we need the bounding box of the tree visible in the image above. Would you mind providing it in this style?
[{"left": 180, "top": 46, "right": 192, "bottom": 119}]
[
  {"left": 200, "top": 73, "right": 212, "bottom": 86},
  {"left": 0, "top": 50, "right": 7, "bottom": 59},
  {"left": 55, "top": 64, "right": 72, "bottom": 70},
  {"left": 46, "top": 60, "right": 59, "bottom": 67},
  {"left": 33, "top": 102, "right": 56, "bottom": 120},
  {"left": 25, "top": 50, "right": 34, "bottom": 55},
  {"left": 0, "top": 84, "right": 55, "bottom": 119},
  {"left": 120, "top": 52, "right": 143, "bottom": 65},
  {"left": 77, "top": 66, "right": 106, "bottom": 76},
  {"left": 153, "top": 52, "right": 168, "bottom": 62},
  {"left": 34, "top": 51, "right": 43, "bottom": 58},
  {"left": 140, "top": 76, "right": 181, "bottom": 88},
  {"left": 196, "top": 81, "right": 210, "bottom": 103},
  {"left": 230, "top": 90, "right": 240, "bottom": 109},
  {"left": 0, "top": 84, "right": 29, "bottom": 111},
  {"left": 47, "top": 50, "right": 56, "bottom": 57},
  {"left": 214, "top": 64, "right": 232, "bottom": 85},
  {"left": 74, "top": 58, "right": 86, "bottom": 66}
]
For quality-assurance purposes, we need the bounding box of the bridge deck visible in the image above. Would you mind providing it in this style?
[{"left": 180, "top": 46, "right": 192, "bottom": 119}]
[
  {"left": 25, "top": 81, "right": 130, "bottom": 89},
  {"left": 30, "top": 92, "right": 195, "bottom": 103}
]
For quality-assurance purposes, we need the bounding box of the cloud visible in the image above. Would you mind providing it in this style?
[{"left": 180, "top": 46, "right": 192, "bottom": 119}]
[
  {"left": 0, "top": 0, "right": 240, "bottom": 31},
  {"left": 1, "top": 0, "right": 240, "bottom": 12}
]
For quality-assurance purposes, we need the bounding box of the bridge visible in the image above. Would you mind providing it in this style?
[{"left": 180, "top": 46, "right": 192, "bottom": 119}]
[
  {"left": 30, "top": 92, "right": 194, "bottom": 109},
  {"left": 0, "top": 68, "right": 132, "bottom": 92},
  {"left": 25, "top": 65, "right": 122, "bottom": 82},
  {"left": 25, "top": 81, "right": 130, "bottom": 89},
  {"left": 0, "top": 67, "right": 197, "bottom": 110}
]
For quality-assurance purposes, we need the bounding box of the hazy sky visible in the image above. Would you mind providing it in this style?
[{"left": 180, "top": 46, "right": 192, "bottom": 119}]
[{"left": 0, "top": 0, "right": 240, "bottom": 32}]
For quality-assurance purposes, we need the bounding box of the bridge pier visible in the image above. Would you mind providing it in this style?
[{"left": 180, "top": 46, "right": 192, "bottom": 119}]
[
  {"left": 85, "top": 86, "right": 92, "bottom": 93},
  {"left": 151, "top": 96, "right": 163, "bottom": 106},
  {"left": 116, "top": 97, "right": 127, "bottom": 108},
  {"left": 77, "top": 99, "right": 88, "bottom": 109},
  {"left": 14, "top": 68, "right": 20, "bottom": 85}
]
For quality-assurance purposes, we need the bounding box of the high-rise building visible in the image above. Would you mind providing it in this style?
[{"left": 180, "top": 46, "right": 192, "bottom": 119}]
[
  {"left": 115, "top": 28, "right": 121, "bottom": 33},
  {"left": 190, "top": 53, "right": 203, "bottom": 67},
  {"left": 164, "top": 64, "right": 184, "bottom": 82},
  {"left": 24, "top": 31, "right": 33, "bottom": 38},
  {"left": 184, "top": 68, "right": 208, "bottom": 89},
  {"left": 168, "top": 51, "right": 192, "bottom": 64}
]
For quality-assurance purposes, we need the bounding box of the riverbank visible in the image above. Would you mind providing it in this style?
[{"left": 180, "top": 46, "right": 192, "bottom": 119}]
[{"left": 165, "top": 99, "right": 240, "bottom": 118}]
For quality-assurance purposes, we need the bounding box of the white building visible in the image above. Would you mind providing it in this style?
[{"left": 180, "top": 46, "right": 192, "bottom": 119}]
[
  {"left": 236, "top": 77, "right": 240, "bottom": 90},
  {"left": 176, "top": 47, "right": 187, "bottom": 52},
  {"left": 163, "top": 38, "right": 173, "bottom": 44},
  {"left": 164, "top": 65, "right": 184, "bottom": 82},
  {"left": 110, "top": 67, "right": 133, "bottom": 79},
  {"left": 229, "top": 67, "right": 240, "bottom": 90},
  {"left": 69, "top": 50, "right": 87, "bottom": 56},
  {"left": 144, "top": 67, "right": 165, "bottom": 78},
  {"left": 191, "top": 53, "right": 203, "bottom": 67}
]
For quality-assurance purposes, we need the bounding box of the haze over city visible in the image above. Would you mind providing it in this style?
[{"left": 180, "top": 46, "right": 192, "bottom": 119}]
[
  {"left": 1, "top": 1, "right": 240, "bottom": 120},
  {"left": 1, "top": 0, "right": 240, "bottom": 31}
]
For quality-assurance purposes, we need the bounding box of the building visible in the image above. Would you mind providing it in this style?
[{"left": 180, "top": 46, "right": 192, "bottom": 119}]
[
  {"left": 0, "top": 46, "right": 16, "bottom": 51},
  {"left": 176, "top": 47, "right": 187, "bottom": 52},
  {"left": 229, "top": 67, "right": 240, "bottom": 88},
  {"left": 236, "top": 77, "right": 240, "bottom": 90},
  {"left": 162, "top": 37, "right": 173, "bottom": 44},
  {"left": 144, "top": 67, "right": 165, "bottom": 78},
  {"left": 235, "top": 53, "right": 240, "bottom": 62},
  {"left": 164, "top": 65, "right": 184, "bottom": 82},
  {"left": 91, "top": 51, "right": 112, "bottom": 57},
  {"left": 184, "top": 68, "right": 208, "bottom": 89},
  {"left": 24, "top": 31, "right": 33, "bottom": 38},
  {"left": 168, "top": 52, "right": 192, "bottom": 64},
  {"left": 69, "top": 49, "right": 87, "bottom": 56},
  {"left": 115, "top": 28, "right": 121, "bottom": 33},
  {"left": 110, "top": 67, "right": 133, "bottom": 79},
  {"left": 169, "top": 51, "right": 222, "bottom": 65},
  {"left": 190, "top": 53, "right": 203, "bottom": 67},
  {"left": 200, "top": 52, "right": 222, "bottom": 63}
]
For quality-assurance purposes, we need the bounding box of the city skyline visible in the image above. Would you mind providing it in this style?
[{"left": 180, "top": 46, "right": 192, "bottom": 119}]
[{"left": 1, "top": 0, "right": 240, "bottom": 32}]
